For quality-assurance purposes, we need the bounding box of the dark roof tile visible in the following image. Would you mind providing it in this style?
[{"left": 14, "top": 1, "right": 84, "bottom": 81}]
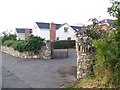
[
  {"left": 36, "top": 22, "right": 50, "bottom": 29},
  {"left": 36, "top": 22, "right": 61, "bottom": 29},
  {"left": 16, "top": 28, "right": 32, "bottom": 33},
  {"left": 71, "top": 26, "right": 81, "bottom": 32}
]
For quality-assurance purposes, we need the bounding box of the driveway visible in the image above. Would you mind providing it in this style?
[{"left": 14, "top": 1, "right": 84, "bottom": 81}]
[{"left": 2, "top": 49, "right": 77, "bottom": 88}]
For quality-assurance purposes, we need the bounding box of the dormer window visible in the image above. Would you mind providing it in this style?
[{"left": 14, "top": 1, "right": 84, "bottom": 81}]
[{"left": 64, "top": 27, "right": 68, "bottom": 32}]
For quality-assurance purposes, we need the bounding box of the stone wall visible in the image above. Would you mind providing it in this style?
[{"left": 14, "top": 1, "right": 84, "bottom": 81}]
[
  {"left": 1, "top": 41, "right": 52, "bottom": 59},
  {"left": 76, "top": 36, "right": 94, "bottom": 79}
]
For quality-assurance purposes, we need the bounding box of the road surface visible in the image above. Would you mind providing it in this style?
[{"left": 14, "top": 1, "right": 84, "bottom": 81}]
[{"left": 2, "top": 49, "right": 77, "bottom": 88}]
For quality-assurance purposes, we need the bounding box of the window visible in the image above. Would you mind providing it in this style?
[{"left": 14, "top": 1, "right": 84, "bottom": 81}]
[
  {"left": 67, "top": 37, "right": 71, "bottom": 40},
  {"left": 56, "top": 37, "right": 59, "bottom": 40},
  {"left": 64, "top": 27, "right": 68, "bottom": 32}
]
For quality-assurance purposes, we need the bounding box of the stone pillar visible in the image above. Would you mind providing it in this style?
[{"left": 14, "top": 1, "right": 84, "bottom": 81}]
[
  {"left": 42, "top": 41, "right": 52, "bottom": 59},
  {"left": 76, "top": 36, "right": 93, "bottom": 80}
]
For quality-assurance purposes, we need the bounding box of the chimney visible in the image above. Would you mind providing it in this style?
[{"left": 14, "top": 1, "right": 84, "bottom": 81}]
[
  {"left": 50, "top": 22, "right": 56, "bottom": 42},
  {"left": 25, "top": 28, "right": 30, "bottom": 40}
]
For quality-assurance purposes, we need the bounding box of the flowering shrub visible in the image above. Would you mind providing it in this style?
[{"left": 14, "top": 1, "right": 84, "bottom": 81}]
[{"left": 75, "top": 13, "right": 120, "bottom": 87}]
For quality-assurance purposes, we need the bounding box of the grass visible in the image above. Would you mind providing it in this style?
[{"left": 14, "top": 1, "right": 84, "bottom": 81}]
[{"left": 66, "top": 75, "right": 117, "bottom": 89}]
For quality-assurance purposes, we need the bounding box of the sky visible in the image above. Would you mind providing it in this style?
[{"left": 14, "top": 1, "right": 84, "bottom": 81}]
[{"left": 0, "top": 0, "right": 114, "bottom": 33}]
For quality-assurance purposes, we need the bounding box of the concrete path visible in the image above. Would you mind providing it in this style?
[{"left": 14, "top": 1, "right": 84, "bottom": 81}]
[{"left": 2, "top": 49, "right": 77, "bottom": 88}]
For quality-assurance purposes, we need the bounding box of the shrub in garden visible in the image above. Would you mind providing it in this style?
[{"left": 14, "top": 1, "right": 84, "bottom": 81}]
[
  {"left": 12, "top": 40, "right": 26, "bottom": 52},
  {"left": 2, "top": 32, "right": 16, "bottom": 44},
  {"left": 92, "top": 32, "right": 119, "bottom": 86},
  {"left": 3, "top": 40, "right": 15, "bottom": 47},
  {"left": 23, "top": 35, "right": 45, "bottom": 52},
  {"left": 12, "top": 35, "right": 45, "bottom": 52}
]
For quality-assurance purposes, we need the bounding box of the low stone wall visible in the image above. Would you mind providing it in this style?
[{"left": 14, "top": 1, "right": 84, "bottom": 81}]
[{"left": 1, "top": 41, "right": 52, "bottom": 59}]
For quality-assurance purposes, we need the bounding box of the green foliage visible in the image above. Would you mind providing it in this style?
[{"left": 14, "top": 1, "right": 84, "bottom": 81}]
[
  {"left": 92, "top": 32, "right": 120, "bottom": 87},
  {"left": 3, "top": 40, "right": 15, "bottom": 47},
  {"left": 12, "top": 35, "right": 45, "bottom": 52},
  {"left": 54, "top": 40, "right": 75, "bottom": 49},
  {"left": 70, "top": 1, "right": 120, "bottom": 88},
  {"left": 107, "top": 1, "right": 120, "bottom": 18},
  {"left": 114, "top": 60, "right": 120, "bottom": 86},
  {"left": 12, "top": 40, "right": 26, "bottom": 52},
  {"left": 23, "top": 35, "right": 45, "bottom": 52},
  {"left": 2, "top": 32, "right": 16, "bottom": 44}
]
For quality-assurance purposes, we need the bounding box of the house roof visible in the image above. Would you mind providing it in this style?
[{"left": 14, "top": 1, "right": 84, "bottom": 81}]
[
  {"left": 36, "top": 22, "right": 61, "bottom": 29},
  {"left": 16, "top": 28, "right": 32, "bottom": 33},
  {"left": 71, "top": 26, "right": 81, "bottom": 32},
  {"left": 35, "top": 22, "right": 81, "bottom": 32},
  {"left": 99, "top": 19, "right": 114, "bottom": 25},
  {"left": 36, "top": 22, "right": 50, "bottom": 29},
  {"left": 56, "top": 24, "right": 62, "bottom": 29}
]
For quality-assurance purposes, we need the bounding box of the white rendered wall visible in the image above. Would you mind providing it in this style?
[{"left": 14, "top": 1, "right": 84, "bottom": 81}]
[
  {"left": 32, "top": 24, "right": 50, "bottom": 40},
  {"left": 56, "top": 24, "right": 76, "bottom": 40},
  {"left": 17, "top": 33, "right": 25, "bottom": 40}
]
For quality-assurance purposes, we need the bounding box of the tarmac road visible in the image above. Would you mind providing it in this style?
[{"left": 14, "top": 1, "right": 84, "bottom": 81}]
[{"left": 2, "top": 49, "right": 77, "bottom": 88}]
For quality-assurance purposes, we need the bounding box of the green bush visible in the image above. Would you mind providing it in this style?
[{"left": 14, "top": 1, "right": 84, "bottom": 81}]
[
  {"left": 92, "top": 32, "right": 120, "bottom": 87},
  {"left": 54, "top": 40, "right": 75, "bottom": 49},
  {"left": 23, "top": 35, "right": 45, "bottom": 52},
  {"left": 12, "top": 40, "right": 26, "bottom": 52},
  {"left": 2, "top": 32, "right": 16, "bottom": 44},
  {"left": 114, "top": 60, "right": 120, "bottom": 86},
  {"left": 3, "top": 40, "right": 15, "bottom": 47},
  {"left": 12, "top": 35, "right": 45, "bottom": 52}
]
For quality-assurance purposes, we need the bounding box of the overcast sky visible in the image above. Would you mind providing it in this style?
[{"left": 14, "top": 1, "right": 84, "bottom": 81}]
[{"left": 0, "top": 0, "right": 113, "bottom": 33}]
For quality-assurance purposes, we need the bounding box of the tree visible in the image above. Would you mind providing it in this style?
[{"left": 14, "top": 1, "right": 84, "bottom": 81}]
[
  {"left": 2, "top": 31, "right": 17, "bottom": 44},
  {"left": 108, "top": 0, "right": 120, "bottom": 52},
  {"left": 108, "top": 0, "right": 120, "bottom": 28},
  {"left": 108, "top": 0, "right": 120, "bottom": 86}
]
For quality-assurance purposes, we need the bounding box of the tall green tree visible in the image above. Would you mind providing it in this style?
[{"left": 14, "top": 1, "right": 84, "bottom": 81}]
[
  {"left": 108, "top": 0, "right": 120, "bottom": 53},
  {"left": 108, "top": 0, "right": 120, "bottom": 27},
  {"left": 108, "top": 0, "right": 120, "bottom": 86}
]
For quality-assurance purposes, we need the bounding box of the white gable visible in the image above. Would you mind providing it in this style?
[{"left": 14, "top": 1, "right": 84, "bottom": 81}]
[
  {"left": 32, "top": 23, "right": 50, "bottom": 40},
  {"left": 56, "top": 23, "right": 76, "bottom": 40}
]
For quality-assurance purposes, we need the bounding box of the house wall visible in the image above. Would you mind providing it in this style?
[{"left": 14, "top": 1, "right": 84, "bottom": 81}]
[
  {"left": 56, "top": 24, "right": 76, "bottom": 40},
  {"left": 32, "top": 24, "right": 41, "bottom": 36},
  {"left": 32, "top": 24, "right": 50, "bottom": 40},
  {"left": 32, "top": 23, "right": 76, "bottom": 40},
  {"left": 17, "top": 33, "right": 25, "bottom": 40},
  {"left": 40, "top": 29, "right": 50, "bottom": 40}
]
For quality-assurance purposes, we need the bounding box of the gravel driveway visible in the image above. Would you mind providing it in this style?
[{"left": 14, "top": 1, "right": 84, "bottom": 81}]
[{"left": 2, "top": 49, "right": 77, "bottom": 88}]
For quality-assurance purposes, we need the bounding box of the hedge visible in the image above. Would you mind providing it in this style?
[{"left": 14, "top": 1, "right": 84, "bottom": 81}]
[{"left": 53, "top": 40, "right": 75, "bottom": 49}]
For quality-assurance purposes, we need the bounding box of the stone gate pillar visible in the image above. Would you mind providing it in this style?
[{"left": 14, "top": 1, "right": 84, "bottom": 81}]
[{"left": 76, "top": 36, "right": 93, "bottom": 79}]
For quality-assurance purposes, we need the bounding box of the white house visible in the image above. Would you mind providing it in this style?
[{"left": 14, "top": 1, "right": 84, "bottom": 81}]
[
  {"left": 15, "top": 28, "right": 32, "bottom": 40},
  {"left": 32, "top": 22, "right": 53, "bottom": 40},
  {"left": 56, "top": 23, "right": 80, "bottom": 40},
  {"left": 32, "top": 22, "right": 81, "bottom": 41}
]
